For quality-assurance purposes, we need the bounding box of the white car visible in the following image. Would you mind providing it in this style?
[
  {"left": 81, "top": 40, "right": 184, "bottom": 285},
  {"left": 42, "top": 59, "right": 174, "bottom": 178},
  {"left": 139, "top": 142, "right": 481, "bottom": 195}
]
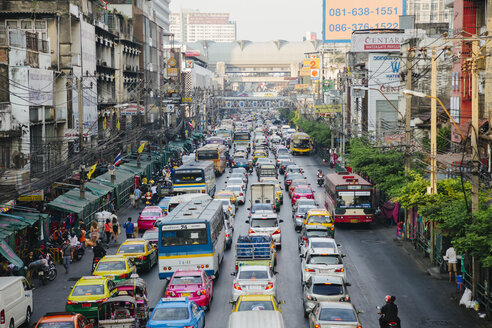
[
  {"left": 214, "top": 198, "right": 236, "bottom": 226},
  {"left": 246, "top": 215, "right": 283, "bottom": 248},
  {"left": 226, "top": 185, "right": 246, "bottom": 205},
  {"left": 230, "top": 172, "right": 248, "bottom": 184},
  {"left": 300, "top": 237, "right": 340, "bottom": 257},
  {"left": 227, "top": 178, "right": 247, "bottom": 190},
  {"left": 301, "top": 247, "right": 346, "bottom": 283},
  {"left": 231, "top": 265, "right": 277, "bottom": 301}
]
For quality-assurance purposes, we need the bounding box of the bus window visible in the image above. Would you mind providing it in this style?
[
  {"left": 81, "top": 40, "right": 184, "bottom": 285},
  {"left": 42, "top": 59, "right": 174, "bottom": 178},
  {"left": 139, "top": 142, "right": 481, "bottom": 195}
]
[
  {"left": 294, "top": 138, "right": 310, "bottom": 149},
  {"left": 336, "top": 191, "right": 372, "bottom": 208},
  {"left": 197, "top": 150, "right": 219, "bottom": 160},
  {"left": 173, "top": 170, "right": 204, "bottom": 183},
  {"left": 161, "top": 227, "right": 209, "bottom": 246}
]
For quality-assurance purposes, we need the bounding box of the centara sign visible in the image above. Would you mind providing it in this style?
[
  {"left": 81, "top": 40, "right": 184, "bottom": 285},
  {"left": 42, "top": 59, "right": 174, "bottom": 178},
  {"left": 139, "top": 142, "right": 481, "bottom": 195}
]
[{"left": 351, "top": 32, "right": 423, "bottom": 53}]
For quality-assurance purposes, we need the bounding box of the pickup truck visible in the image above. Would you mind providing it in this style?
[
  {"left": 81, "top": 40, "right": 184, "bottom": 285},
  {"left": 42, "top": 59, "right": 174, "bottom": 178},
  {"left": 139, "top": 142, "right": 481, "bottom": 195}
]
[{"left": 234, "top": 235, "right": 276, "bottom": 273}]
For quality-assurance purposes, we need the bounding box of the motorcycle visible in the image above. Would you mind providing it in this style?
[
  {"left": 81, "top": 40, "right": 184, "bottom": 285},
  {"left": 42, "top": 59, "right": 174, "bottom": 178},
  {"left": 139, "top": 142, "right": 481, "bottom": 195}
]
[
  {"left": 317, "top": 176, "right": 324, "bottom": 187},
  {"left": 248, "top": 166, "right": 253, "bottom": 175},
  {"left": 377, "top": 306, "right": 400, "bottom": 328},
  {"left": 30, "top": 257, "right": 57, "bottom": 285},
  {"left": 92, "top": 256, "right": 103, "bottom": 273},
  {"left": 72, "top": 244, "right": 85, "bottom": 262}
]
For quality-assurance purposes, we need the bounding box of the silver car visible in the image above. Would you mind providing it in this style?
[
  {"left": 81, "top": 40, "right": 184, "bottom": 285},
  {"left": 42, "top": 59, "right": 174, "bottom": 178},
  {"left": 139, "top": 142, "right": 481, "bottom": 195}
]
[
  {"left": 231, "top": 265, "right": 277, "bottom": 301},
  {"left": 301, "top": 247, "right": 346, "bottom": 283},
  {"left": 293, "top": 205, "right": 317, "bottom": 231},
  {"left": 308, "top": 301, "right": 362, "bottom": 328},
  {"left": 303, "top": 275, "right": 351, "bottom": 317}
]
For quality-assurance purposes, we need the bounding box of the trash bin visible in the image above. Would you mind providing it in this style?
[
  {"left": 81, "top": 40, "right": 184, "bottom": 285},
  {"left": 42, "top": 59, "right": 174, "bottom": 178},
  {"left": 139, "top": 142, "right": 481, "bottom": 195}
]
[{"left": 456, "top": 274, "right": 463, "bottom": 292}]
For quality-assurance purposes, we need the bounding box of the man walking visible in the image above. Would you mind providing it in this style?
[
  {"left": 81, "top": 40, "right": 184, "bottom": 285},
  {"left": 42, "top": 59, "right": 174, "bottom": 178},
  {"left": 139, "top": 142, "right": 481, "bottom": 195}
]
[
  {"left": 61, "top": 239, "right": 72, "bottom": 274},
  {"left": 123, "top": 217, "right": 135, "bottom": 239},
  {"left": 134, "top": 187, "right": 142, "bottom": 209}
]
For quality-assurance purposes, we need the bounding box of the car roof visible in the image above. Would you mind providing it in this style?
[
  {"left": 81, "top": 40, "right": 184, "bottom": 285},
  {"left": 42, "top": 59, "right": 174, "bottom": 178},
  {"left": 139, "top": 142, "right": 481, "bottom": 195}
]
[
  {"left": 309, "top": 237, "right": 336, "bottom": 243},
  {"left": 307, "top": 209, "right": 330, "bottom": 215},
  {"left": 143, "top": 206, "right": 161, "bottom": 211},
  {"left": 37, "top": 314, "right": 79, "bottom": 323}
]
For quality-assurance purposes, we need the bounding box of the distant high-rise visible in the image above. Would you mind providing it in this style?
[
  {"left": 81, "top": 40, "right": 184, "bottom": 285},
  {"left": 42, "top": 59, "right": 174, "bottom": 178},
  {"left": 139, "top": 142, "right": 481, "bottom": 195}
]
[
  {"left": 406, "top": 0, "right": 453, "bottom": 25},
  {"left": 170, "top": 9, "right": 237, "bottom": 43}
]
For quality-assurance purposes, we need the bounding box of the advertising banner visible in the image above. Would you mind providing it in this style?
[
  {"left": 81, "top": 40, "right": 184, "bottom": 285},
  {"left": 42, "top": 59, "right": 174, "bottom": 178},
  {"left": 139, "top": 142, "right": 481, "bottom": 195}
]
[{"left": 322, "top": 0, "right": 405, "bottom": 42}]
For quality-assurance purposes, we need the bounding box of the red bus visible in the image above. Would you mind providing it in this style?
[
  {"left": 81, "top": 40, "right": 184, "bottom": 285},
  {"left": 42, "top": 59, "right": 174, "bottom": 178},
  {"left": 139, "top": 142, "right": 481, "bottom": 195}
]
[{"left": 324, "top": 172, "right": 374, "bottom": 223}]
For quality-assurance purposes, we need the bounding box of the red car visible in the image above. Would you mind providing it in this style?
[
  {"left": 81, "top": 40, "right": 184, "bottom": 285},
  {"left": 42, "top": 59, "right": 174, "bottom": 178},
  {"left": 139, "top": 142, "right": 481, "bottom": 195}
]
[
  {"left": 138, "top": 206, "right": 164, "bottom": 230},
  {"left": 165, "top": 269, "right": 215, "bottom": 309},
  {"left": 289, "top": 179, "right": 309, "bottom": 197},
  {"left": 291, "top": 185, "right": 314, "bottom": 204}
]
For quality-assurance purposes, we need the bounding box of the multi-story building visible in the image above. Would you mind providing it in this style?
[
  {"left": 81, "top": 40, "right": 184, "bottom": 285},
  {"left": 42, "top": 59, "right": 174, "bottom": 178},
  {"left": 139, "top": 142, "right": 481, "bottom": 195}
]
[{"left": 170, "top": 10, "right": 237, "bottom": 43}]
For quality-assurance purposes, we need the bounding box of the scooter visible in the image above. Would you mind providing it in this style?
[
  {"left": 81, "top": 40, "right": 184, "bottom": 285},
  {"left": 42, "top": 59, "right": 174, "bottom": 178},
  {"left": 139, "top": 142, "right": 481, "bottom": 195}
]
[
  {"left": 377, "top": 306, "right": 400, "bottom": 328},
  {"left": 72, "top": 244, "right": 85, "bottom": 262},
  {"left": 317, "top": 177, "right": 324, "bottom": 187}
]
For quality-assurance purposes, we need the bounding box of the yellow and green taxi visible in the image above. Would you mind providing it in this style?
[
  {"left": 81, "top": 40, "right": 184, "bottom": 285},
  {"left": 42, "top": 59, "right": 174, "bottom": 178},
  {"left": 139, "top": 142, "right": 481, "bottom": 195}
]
[
  {"left": 252, "top": 150, "right": 267, "bottom": 164},
  {"left": 65, "top": 276, "right": 116, "bottom": 319},
  {"left": 215, "top": 190, "right": 238, "bottom": 206},
  {"left": 116, "top": 239, "right": 158, "bottom": 272},
  {"left": 231, "top": 295, "right": 284, "bottom": 312},
  {"left": 304, "top": 209, "right": 335, "bottom": 237},
  {"left": 92, "top": 255, "right": 137, "bottom": 282}
]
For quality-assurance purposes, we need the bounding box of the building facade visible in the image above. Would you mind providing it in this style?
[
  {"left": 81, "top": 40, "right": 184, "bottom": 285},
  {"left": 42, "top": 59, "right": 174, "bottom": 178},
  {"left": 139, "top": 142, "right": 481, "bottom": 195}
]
[{"left": 170, "top": 10, "right": 236, "bottom": 43}]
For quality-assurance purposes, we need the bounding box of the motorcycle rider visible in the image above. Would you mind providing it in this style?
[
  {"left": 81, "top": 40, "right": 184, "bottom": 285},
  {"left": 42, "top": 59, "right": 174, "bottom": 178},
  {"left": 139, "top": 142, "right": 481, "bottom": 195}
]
[
  {"left": 317, "top": 169, "right": 323, "bottom": 178},
  {"left": 379, "top": 295, "right": 401, "bottom": 328},
  {"left": 92, "top": 239, "right": 107, "bottom": 272}
]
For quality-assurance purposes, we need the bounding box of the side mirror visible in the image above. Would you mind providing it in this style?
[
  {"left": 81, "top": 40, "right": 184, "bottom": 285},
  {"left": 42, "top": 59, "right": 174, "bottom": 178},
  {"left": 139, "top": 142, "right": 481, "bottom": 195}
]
[
  {"left": 337, "top": 243, "right": 341, "bottom": 247},
  {"left": 165, "top": 277, "right": 170, "bottom": 281},
  {"left": 342, "top": 254, "right": 347, "bottom": 258},
  {"left": 345, "top": 282, "right": 351, "bottom": 286},
  {"left": 299, "top": 253, "right": 304, "bottom": 258},
  {"left": 278, "top": 300, "right": 286, "bottom": 305},
  {"left": 149, "top": 307, "right": 154, "bottom": 312},
  {"left": 229, "top": 300, "right": 236, "bottom": 305},
  {"left": 279, "top": 219, "right": 284, "bottom": 223},
  {"left": 357, "top": 309, "right": 364, "bottom": 314},
  {"left": 245, "top": 220, "right": 250, "bottom": 224},
  {"left": 304, "top": 177, "right": 307, "bottom": 179},
  {"left": 247, "top": 208, "right": 250, "bottom": 211},
  {"left": 274, "top": 271, "right": 279, "bottom": 275},
  {"left": 210, "top": 275, "right": 216, "bottom": 280},
  {"left": 230, "top": 272, "right": 236, "bottom": 276}
]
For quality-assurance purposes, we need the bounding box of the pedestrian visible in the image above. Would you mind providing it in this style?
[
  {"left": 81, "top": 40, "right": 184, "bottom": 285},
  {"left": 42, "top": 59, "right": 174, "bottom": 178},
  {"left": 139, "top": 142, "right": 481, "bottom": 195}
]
[
  {"left": 90, "top": 221, "right": 99, "bottom": 245},
  {"left": 123, "top": 217, "right": 135, "bottom": 239},
  {"left": 134, "top": 187, "right": 142, "bottom": 209},
  {"left": 109, "top": 201, "right": 115, "bottom": 213},
  {"left": 111, "top": 215, "right": 120, "bottom": 243},
  {"left": 104, "top": 219, "right": 112, "bottom": 245},
  {"left": 151, "top": 184, "right": 158, "bottom": 205},
  {"left": 23, "top": 250, "right": 37, "bottom": 285},
  {"left": 130, "top": 190, "right": 136, "bottom": 208},
  {"left": 61, "top": 239, "right": 72, "bottom": 274},
  {"left": 79, "top": 225, "right": 87, "bottom": 250},
  {"left": 69, "top": 232, "right": 79, "bottom": 261},
  {"left": 444, "top": 246, "right": 457, "bottom": 282}
]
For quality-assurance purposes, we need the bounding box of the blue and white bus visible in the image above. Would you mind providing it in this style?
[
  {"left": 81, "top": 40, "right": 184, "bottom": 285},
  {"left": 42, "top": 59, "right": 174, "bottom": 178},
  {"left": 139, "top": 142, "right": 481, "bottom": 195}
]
[
  {"left": 172, "top": 161, "right": 216, "bottom": 195},
  {"left": 158, "top": 198, "right": 225, "bottom": 279}
]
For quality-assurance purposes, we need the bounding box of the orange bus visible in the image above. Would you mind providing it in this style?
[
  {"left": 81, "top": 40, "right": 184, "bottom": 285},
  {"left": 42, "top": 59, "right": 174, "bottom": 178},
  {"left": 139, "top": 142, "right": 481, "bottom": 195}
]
[{"left": 324, "top": 172, "right": 374, "bottom": 224}]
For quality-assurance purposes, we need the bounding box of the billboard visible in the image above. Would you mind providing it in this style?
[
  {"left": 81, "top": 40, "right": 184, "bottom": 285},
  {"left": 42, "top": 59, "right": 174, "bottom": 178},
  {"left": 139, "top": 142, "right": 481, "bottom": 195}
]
[
  {"left": 351, "top": 32, "right": 412, "bottom": 52},
  {"left": 322, "top": 0, "right": 405, "bottom": 42}
]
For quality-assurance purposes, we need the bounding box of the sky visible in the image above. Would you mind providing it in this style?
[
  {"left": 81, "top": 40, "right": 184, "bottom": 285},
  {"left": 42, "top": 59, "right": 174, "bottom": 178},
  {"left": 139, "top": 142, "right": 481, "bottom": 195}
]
[{"left": 169, "top": 0, "right": 323, "bottom": 42}]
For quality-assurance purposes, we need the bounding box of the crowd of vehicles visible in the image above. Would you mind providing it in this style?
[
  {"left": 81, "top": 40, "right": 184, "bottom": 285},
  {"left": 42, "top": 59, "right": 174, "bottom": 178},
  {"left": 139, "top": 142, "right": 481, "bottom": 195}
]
[{"left": 8, "top": 113, "right": 402, "bottom": 328}]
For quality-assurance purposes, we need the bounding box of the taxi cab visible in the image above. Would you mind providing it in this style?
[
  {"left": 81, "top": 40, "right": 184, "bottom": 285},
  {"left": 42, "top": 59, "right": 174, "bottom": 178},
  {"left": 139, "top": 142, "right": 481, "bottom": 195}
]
[
  {"left": 92, "top": 255, "right": 137, "bottom": 282},
  {"left": 35, "top": 312, "right": 93, "bottom": 328},
  {"left": 252, "top": 150, "right": 267, "bottom": 164},
  {"left": 231, "top": 295, "right": 284, "bottom": 312},
  {"left": 215, "top": 190, "right": 238, "bottom": 206},
  {"left": 116, "top": 239, "right": 158, "bottom": 272},
  {"left": 303, "top": 209, "right": 334, "bottom": 237},
  {"left": 65, "top": 276, "right": 116, "bottom": 319}
]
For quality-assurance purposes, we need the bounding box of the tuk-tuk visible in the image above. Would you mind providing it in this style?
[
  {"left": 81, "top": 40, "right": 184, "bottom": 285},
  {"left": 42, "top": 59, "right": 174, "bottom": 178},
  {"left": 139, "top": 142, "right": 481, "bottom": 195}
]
[
  {"left": 98, "top": 296, "right": 138, "bottom": 328},
  {"left": 114, "top": 277, "right": 149, "bottom": 323}
]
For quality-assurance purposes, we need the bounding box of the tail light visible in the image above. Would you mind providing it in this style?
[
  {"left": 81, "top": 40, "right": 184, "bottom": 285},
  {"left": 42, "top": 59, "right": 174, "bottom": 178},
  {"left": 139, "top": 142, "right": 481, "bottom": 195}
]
[
  {"left": 330, "top": 227, "right": 335, "bottom": 231},
  {"left": 119, "top": 273, "right": 129, "bottom": 279},
  {"left": 302, "top": 236, "right": 307, "bottom": 242},
  {"left": 240, "top": 193, "right": 244, "bottom": 196},
  {"left": 296, "top": 215, "right": 302, "bottom": 218},
  {"left": 226, "top": 233, "right": 230, "bottom": 238},
  {"left": 314, "top": 325, "right": 320, "bottom": 328},
  {"left": 272, "top": 229, "right": 280, "bottom": 235},
  {"left": 166, "top": 290, "right": 176, "bottom": 297},
  {"left": 233, "top": 283, "right": 242, "bottom": 290},
  {"left": 201, "top": 190, "right": 205, "bottom": 193},
  {"left": 138, "top": 256, "right": 146, "bottom": 260},
  {"left": 335, "top": 268, "right": 345, "bottom": 273},
  {"left": 248, "top": 229, "right": 254, "bottom": 234},
  {"left": 305, "top": 268, "right": 315, "bottom": 272},
  {"left": 340, "top": 296, "right": 350, "bottom": 302},
  {"left": 242, "top": 185, "right": 245, "bottom": 189},
  {"left": 235, "top": 264, "right": 238, "bottom": 271},
  {"left": 95, "top": 298, "right": 108, "bottom": 304},
  {"left": 265, "top": 282, "right": 274, "bottom": 290},
  {"left": 196, "top": 289, "right": 207, "bottom": 296},
  {"left": 0, "top": 310, "right": 4, "bottom": 325},
  {"left": 306, "top": 295, "right": 317, "bottom": 301},
  {"left": 66, "top": 300, "right": 78, "bottom": 305}
]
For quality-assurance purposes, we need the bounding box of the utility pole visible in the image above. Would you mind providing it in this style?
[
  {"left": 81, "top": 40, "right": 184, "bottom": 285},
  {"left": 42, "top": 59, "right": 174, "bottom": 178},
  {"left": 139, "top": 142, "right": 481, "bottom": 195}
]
[
  {"left": 404, "top": 48, "right": 414, "bottom": 240},
  {"left": 159, "top": 85, "right": 163, "bottom": 154},
  {"left": 77, "top": 78, "right": 84, "bottom": 151},
  {"left": 80, "top": 165, "right": 85, "bottom": 199},
  {"left": 429, "top": 47, "right": 437, "bottom": 263}
]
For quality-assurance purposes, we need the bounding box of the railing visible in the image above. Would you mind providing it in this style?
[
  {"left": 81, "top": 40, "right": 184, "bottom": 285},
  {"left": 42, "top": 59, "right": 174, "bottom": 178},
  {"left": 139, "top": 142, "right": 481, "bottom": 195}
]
[
  {"left": 462, "top": 271, "right": 492, "bottom": 315},
  {"left": 413, "top": 231, "right": 430, "bottom": 256}
]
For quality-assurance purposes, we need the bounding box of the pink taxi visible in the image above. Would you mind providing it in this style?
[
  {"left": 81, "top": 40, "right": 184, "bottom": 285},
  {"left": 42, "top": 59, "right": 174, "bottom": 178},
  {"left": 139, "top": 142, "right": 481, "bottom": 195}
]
[
  {"left": 137, "top": 206, "right": 163, "bottom": 230},
  {"left": 164, "top": 269, "right": 215, "bottom": 309}
]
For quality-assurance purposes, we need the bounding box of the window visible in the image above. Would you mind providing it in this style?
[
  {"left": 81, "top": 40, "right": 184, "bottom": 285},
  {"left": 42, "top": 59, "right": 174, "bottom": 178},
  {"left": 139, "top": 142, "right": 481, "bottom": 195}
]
[
  {"left": 6, "top": 20, "right": 19, "bottom": 29},
  {"left": 21, "top": 20, "right": 32, "bottom": 29},
  {"left": 35, "top": 20, "right": 46, "bottom": 30}
]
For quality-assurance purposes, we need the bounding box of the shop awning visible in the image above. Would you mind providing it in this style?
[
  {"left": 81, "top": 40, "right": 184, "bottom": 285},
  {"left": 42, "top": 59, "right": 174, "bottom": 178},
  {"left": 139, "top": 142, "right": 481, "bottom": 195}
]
[
  {"left": 85, "top": 181, "right": 115, "bottom": 197},
  {"left": 0, "top": 240, "right": 23, "bottom": 267}
]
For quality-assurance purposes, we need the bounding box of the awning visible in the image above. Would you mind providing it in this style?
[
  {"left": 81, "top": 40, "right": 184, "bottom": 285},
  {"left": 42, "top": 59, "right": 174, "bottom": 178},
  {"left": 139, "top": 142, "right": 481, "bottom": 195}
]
[{"left": 0, "top": 240, "right": 23, "bottom": 267}]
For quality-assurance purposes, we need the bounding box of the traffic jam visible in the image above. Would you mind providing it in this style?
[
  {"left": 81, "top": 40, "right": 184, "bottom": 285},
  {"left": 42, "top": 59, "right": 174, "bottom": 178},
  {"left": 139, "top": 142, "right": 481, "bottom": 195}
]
[{"left": 2, "top": 111, "right": 380, "bottom": 328}]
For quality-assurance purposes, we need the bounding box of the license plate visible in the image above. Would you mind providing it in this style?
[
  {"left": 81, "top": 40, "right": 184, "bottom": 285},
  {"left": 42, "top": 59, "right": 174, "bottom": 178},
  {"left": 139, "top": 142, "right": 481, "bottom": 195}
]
[
  {"left": 319, "top": 269, "right": 332, "bottom": 274},
  {"left": 181, "top": 293, "right": 191, "bottom": 297},
  {"left": 350, "top": 219, "right": 358, "bottom": 223},
  {"left": 248, "top": 286, "right": 262, "bottom": 290},
  {"left": 38, "top": 271, "right": 44, "bottom": 276},
  {"left": 82, "top": 303, "right": 91, "bottom": 308}
]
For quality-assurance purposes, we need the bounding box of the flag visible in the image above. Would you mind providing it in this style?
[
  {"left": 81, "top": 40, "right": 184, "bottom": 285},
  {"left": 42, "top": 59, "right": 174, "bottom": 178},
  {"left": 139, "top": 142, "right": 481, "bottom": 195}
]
[
  {"left": 137, "top": 142, "right": 146, "bottom": 154},
  {"left": 113, "top": 152, "right": 122, "bottom": 166},
  {"left": 188, "top": 121, "right": 193, "bottom": 128},
  {"left": 103, "top": 116, "right": 107, "bottom": 130},
  {"left": 116, "top": 118, "right": 120, "bottom": 131},
  {"left": 87, "top": 163, "right": 97, "bottom": 180},
  {"left": 192, "top": 120, "right": 195, "bottom": 129}
]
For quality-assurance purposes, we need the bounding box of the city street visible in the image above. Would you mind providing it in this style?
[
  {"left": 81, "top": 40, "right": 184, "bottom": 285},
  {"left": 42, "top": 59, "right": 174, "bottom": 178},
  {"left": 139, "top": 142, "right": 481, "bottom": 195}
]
[{"left": 31, "top": 153, "right": 483, "bottom": 328}]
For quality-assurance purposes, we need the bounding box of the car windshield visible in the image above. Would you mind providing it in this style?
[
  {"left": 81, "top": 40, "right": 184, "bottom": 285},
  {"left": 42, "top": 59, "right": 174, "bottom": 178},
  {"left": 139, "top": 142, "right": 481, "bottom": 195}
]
[
  {"left": 237, "top": 301, "right": 275, "bottom": 311},
  {"left": 306, "top": 230, "right": 330, "bottom": 238},
  {"left": 294, "top": 188, "right": 311, "bottom": 194},
  {"left": 308, "top": 255, "right": 341, "bottom": 265},
  {"left": 251, "top": 218, "right": 277, "bottom": 228},
  {"left": 297, "top": 200, "right": 316, "bottom": 206},
  {"left": 152, "top": 307, "right": 189, "bottom": 321},
  {"left": 171, "top": 275, "right": 202, "bottom": 285},
  {"left": 118, "top": 244, "right": 145, "bottom": 253},
  {"left": 288, "top": 174, "right": 303, "bottom": 180},
  {"left": 307, "top": 215, "right": 332, "bottom": 224},
  {"left": 252, "top": 204, "right": 273, "bottom": 212},
  {"left": 226, "top": 186, "right": 242, "bottom": 192},
  {"left": 96, "top": 261, "right": 126, "bottom": 271},
  {"left": 238, "top": 270, "right": 269, "bottom": 280},
  {"left": 142, "top": 211, "right": 161, "bottom": 218},
  {"left": 294, "top": 138, "right": 310, "bottom": 148},
  {"left": 230, "top": 174, "right": 244, "bottom": 179},
  {"left": 318, "top": 308, "right": 357, "bottom": 322},
  {"left": 38, "top": 322, "right": 74, "bottom": 328},
  {"left": 299, "top": 206, "right": 316, "bottom": 214},
  {"left": 228, "top": 179, "right": 243, "bottom": 184},
  {"left": 72, "top": 284, "right": 105, "bottom": 296},
  {"left": 312, "top": 284, "right": 344, "bottom": 296},
  {"left": 310, "top": 241, "right": 336, "bottom": 249}
]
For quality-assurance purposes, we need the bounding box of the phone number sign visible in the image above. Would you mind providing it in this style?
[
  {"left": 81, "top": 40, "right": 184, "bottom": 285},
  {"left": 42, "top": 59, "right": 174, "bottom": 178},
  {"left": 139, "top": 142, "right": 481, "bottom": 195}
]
[{"left": 322, "top": 0, "right": 405, "bottom": 43}]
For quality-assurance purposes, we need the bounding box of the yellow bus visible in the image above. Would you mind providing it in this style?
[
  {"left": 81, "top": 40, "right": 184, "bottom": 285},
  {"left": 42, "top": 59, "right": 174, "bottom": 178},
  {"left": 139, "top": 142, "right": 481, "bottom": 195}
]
[
  {"left": 196, "top": 143, "right": 228, "bottom": 175},
  {"left": 290, "top": 132, "right": 313, "bottom": 155}
]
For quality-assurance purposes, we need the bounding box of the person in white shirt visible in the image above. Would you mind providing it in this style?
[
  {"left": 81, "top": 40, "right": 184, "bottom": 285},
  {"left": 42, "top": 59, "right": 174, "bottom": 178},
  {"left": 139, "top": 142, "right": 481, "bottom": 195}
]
[
  {"left": 444, "top": 246, "right": 457, "bottom": 282},
  {"left": 69, "top": 233, "right": 79, "bottom": 261}
]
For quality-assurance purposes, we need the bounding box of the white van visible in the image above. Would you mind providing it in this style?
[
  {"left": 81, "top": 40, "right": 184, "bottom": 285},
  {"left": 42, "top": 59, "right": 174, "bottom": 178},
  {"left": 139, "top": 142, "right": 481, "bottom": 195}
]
[
  {"left": 0, "top": 277, "right": 33, "bottom": 328},
  {"left": 227, "top": 311, "right": 285, "bottom": 328}
]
